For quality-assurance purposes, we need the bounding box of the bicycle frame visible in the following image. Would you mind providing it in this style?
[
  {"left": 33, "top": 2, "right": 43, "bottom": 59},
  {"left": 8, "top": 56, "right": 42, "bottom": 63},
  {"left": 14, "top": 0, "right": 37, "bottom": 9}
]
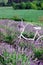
[{"left": 18, "top": 21, "right": 43, "bottom": 43}]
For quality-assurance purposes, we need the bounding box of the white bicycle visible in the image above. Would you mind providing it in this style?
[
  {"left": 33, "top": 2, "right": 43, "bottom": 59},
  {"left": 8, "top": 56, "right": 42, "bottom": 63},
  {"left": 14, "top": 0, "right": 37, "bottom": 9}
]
[{"left": 18, "top": 21, "right": 43, "bottom": 44}]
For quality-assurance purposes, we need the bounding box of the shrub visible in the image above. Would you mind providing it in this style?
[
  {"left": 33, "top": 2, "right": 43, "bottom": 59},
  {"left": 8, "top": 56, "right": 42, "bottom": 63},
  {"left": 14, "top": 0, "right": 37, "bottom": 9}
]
[
  {"left": 4, "top": 34, "right": 14, "bottom": 44},
  {"left": 4, "top": 28, "right": 17, "bottom": 45},
  {"left": 12, "top": 3, "right": 20, "bottom": 9},
  {"left": 26, "top": 2, "right": 31, "bottom": 9},
  {"left": 36, "top": 1, "right": 41, "bottom": 10},
  {"left": 41, "top": 2, "right": 43, "bottom": 10},
  {"left": 30, "top": 2, "right": 38, "bottom": 9},
  {"left": 12, "top": 2, "right": 16, "bottom": 9},
  {"left": 19, "top": 42, "right": 28, "bottom": 48},
  {"left": 22, "top": 32, "right": 34, "bottom": 38},
  {"left": 22, "top": 32, "right": 39, "bottom": 41},
  {"left": 11, "top": 15, "right": 25, "bottom": 21},
  {"left": 12, "top": 2, "right": 26, "bottom": 9},
  {"left": 0, "top": 51, "right": 30, "bottom": 65},
  {"left": 16, "top": 3, "right": 20, "bottom": 9},
  {"left": 0, "top": 27, "right": 17, "bottom": 44},
  {"left": 0, "top": 55, "right": 7, "bottom": 65},
  {"left": 22, "top": 32, "right": 30, "bottom": 38},
  {"left": 20, "top": 2, "right": 26, "bottom": 9},
  {"left": 0, "top": 30, "right": 5, "bottom": 42},
  {"left": 28, "top": 32, "right": 34, "bottom": 38},
  {"left": 12, "top": 1, "right": 43, "bottom": 10},
  {"left": 36, "top": 1, "right": 41, "bottom": 7},
  {"left": 11, "top": 15, "right": 21, "bottom": 21},
  {"left": 0, "top": 2, "right": 5, "bottom": 6},
  {"left": 34, "top": 48, "right": 43, "bottom": 60}
]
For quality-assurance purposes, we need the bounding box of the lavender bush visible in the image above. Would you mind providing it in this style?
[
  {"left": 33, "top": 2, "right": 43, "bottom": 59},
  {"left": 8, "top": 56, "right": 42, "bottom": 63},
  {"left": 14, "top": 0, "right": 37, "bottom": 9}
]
[{"left": 0, "top": 51, "right": 30, "bottom": 65}]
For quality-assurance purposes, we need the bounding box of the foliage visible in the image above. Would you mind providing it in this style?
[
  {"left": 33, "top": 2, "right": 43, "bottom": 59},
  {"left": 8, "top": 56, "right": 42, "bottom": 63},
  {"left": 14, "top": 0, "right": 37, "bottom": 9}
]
[
  {"left": 22, "top": 32, "right": 39, "bottom": 41},
  {"left": 0, "top": 0, "right": 8, "bottom": 6},
  {"left": 34, "top": 48, "right": 43, "bottom": 60},
  {"left": 15, "top": 3, "right": 20, "bottom": 9},
  {"left": 19, "top": 42, "right": 28, "bottom": 48},
  {"left": 12, "top": 2, "right": 16, "bottom": 9},
  {"left": 12, "top": 1, "right": 43, "bottom": 10},
  {"left": 28, "top": 32, "right": 34, "bottom": 38},
  {"left": 0, "top": 55, "right": 7, "bottom": 65},
  {"left": 30, "top": 2, "right": 38, "bottom": 9},
  {"left": 0, "top": 51, "right": 30, "bottom": 65},
  {"left": 0, "top": 31, "right": 5, "bottom": 42},
  {"left": 26, "top": 2, "right": 31, "bottom": 9},
  {"left": 4, "top": 33, "right": 15, "bottom": 44},
  {"left": 22, "top": 32, "right": 34, "bottom": 38},
  {"left": 0, "top": 27, "right": 17, "bottom": 44},
  {"left": 11, "top": 15, "right": 22, "bottom": 21},
  {"left": 41, "top": 2, "right": 43, "bottom": 10},
  {"left": 11, "top": 15, "right": 25, "bottom": 21},
  {"left": 22, "top": 32, "right": 29, "bottom": 38},
  {"left": 20, "top": 2, "right": 26, "bottom": 9},
  {"left": 0, "top": 0, "right": 43, "bottom": 10},
  {"left": 12, "top": 2, "right": 26, "bottom": 9},
  {"left": 3, "top": 0, "right": 8, "bottom": 5}
]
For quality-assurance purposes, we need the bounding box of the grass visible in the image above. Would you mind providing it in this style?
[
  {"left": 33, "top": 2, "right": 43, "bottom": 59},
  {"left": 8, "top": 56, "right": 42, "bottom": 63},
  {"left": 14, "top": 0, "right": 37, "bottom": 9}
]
[{"left": 0, "top": 7, "right": 43, "bottom": 26}]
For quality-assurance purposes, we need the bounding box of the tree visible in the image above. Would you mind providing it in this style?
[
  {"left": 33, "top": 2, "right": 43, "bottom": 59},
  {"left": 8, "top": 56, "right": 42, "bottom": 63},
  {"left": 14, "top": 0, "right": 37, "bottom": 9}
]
[
  {"left": 3, "top": 0, "right": 8, "bottom": 5},
  {"left": 0, "top": 0, "right": 8, "bottom": 5}
]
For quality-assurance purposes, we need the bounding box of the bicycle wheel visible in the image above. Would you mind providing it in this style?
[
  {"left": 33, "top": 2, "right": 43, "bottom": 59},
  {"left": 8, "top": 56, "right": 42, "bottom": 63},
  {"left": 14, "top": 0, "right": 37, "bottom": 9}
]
[{"left": 36, "top": 35, "right": 43, "bottom": 44}]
